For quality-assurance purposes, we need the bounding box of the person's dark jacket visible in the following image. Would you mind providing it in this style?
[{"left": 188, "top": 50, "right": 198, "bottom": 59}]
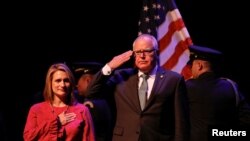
[{"left": 87, "top": 67, "right": 189, "bottom": 141}]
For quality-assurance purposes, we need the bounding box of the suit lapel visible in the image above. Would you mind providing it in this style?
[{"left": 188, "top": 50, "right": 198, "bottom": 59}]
[
  {"left": 144, "top": 68, "right": 166, "bottom": 110},
  {"left": 125, "top": 73, "right": 142, "bottom": 112}
]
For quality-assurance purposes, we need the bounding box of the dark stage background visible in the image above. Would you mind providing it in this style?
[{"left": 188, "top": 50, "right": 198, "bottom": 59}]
[{"left": 2, "top": 0, "right": 249, "bottom": 140}]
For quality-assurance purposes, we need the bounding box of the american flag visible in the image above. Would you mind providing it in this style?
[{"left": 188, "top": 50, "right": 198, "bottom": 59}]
[{"left": 138, "top": 0, "right": 193, "bottom": 79}]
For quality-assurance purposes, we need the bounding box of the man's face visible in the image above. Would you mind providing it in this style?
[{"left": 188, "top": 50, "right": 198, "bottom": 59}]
[
  {"left": 191, "top": 60, "right": 204, "bottom": 79},
  {"left": 133, "top": 38, "right": 156, "bottom": 73},
  {"left": 76, "top": 74, "right": 93, "bottom": 97}
]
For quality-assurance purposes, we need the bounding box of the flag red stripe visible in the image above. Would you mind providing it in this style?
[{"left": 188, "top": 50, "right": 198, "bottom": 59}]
[
  {"left": 162, "top": 38, "right": 190, "bottom": 69},
  {"left": 159, "top": 18, "right": 185, "bottom": 52}
]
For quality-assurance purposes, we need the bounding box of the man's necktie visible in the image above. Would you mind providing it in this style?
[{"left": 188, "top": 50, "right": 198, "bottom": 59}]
[{"left": 139, "top": 74, "right": 149, "bottom": 110}]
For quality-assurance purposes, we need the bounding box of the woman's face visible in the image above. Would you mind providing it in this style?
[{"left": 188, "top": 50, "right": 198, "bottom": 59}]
[{"left": 51, "top": 70, "right": 71, "bottom": 98}]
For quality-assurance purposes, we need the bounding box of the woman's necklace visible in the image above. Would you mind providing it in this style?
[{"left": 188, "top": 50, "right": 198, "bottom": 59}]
[
  {"left": 50, "top": 103, "right": 70, "bottom": 115},
  {"left": 49, "top": 102, "right": 70, "bottom": 140}
]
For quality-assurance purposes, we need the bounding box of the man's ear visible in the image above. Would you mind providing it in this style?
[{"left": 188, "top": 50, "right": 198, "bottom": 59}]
[
  {"left": 85, "top": 75, "right": 92, "bottom": 84},
  {"left": 197, "top": 61, "right": 203, "bottom": 71}
]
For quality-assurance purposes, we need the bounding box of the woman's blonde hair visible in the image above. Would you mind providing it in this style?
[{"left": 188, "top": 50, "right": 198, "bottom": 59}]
[{"left": 43, "top": 63, "right": 76, "bottom": 105}]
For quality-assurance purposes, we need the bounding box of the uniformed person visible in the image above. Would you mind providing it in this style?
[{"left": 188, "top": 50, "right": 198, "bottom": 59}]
[
  {"left": 72, "top": 62, "right": 113, "bottom": 141},
  {"left": 186, "top": 45, "right": 250, "bottom": 141}
]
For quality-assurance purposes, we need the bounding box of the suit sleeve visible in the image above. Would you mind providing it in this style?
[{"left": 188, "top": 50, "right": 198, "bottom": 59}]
[
  {"left": 174, "top": 77, "right": 190, "bottom": 141},
  {"left": 86, "top": 70, "right": 115, "bottom": 99}
]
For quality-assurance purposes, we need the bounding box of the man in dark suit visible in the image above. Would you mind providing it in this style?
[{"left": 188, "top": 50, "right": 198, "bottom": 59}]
[
  {"left": 186, "top": 45, "right": 250, "bottom": 141},
  {"left": 72, "top": 62, "right": 112, "bottom": 141},
  {"left": 87, "top": 34, "right": 189, "bottom": 141}
]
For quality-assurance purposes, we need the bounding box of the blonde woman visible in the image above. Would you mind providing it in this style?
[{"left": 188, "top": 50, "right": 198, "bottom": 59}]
[{"left": 23, "top": 63, "right": 95, "bottom": 141}]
